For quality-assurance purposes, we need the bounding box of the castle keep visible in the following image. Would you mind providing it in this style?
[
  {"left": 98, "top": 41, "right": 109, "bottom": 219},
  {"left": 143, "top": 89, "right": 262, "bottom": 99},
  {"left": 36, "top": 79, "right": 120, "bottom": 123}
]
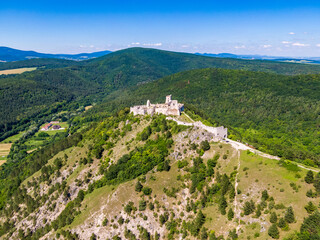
[{"left": 130, "top": 95, "right": 184, "bottom": 116}]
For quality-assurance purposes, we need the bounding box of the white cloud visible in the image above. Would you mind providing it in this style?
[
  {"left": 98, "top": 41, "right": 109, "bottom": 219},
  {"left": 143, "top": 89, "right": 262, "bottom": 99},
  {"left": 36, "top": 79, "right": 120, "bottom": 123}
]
[
  {"left": 289, "top": 32, "right": 295, "bottom": 35},
  {"left": 263, "top": 44, "right": 272, "bottom": 48},
  {"left": 316, "top": 44, "right": 320, "bottom": 47},
  {"left": 181, "top": 44, "right": 189, "bottom": 48},
  {"left": 89, "top": 45, "right": 95, "bottom": 48},
  {"left": 234, "top": 45, "right": 246, "bottom": 49},
  {"left": 142, "top": 43, "right": 162, "bottom": 46},
  {"left": 292, "top": 42, "right": 310, "bottom": 47},
  {"left": 281, "top": 41, "right": 291, "bottom": 44},
  {"left": 131, "top": 42, "right": 140, "bottom": 45}
]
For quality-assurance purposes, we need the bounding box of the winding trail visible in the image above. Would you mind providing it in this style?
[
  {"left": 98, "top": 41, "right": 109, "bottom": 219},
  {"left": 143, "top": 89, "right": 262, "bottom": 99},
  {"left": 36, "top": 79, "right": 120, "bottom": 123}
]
[{"left": 234, "top": 150, "right": 241, "bottom": 233}]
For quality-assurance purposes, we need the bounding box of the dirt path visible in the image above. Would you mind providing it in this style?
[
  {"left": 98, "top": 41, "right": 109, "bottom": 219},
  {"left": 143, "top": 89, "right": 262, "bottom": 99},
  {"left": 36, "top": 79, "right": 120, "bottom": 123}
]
[
  {"left": 225, "top": 138, "right": 319, "bottom": 173},
  {"left": 234, "top": 150, "right": 241, "bottom": 233},
  {"left": 184, "top": 113, "right": 195, "bottom": 123}
]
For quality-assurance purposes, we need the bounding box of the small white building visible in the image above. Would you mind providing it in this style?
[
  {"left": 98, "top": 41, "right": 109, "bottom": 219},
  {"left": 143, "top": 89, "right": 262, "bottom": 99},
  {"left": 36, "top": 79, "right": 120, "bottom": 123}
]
[{"left": 130, "top": 95, "right": 184, "bottom": 116}]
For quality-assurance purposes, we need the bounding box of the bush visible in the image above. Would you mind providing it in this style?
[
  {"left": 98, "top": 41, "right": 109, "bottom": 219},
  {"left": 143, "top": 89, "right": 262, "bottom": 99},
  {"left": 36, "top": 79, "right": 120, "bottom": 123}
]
[
  {"left": 142, "top": 187, "right": 152, "bottom": 195},
  {"left": 139, "top": 200, "right": 147, "bottom": 211},
  {"left": 135, "top": 181, "right": 143, "bottom": 192},
  {"left": 200, "top": 140, "right": 210, "bottom": 151}
]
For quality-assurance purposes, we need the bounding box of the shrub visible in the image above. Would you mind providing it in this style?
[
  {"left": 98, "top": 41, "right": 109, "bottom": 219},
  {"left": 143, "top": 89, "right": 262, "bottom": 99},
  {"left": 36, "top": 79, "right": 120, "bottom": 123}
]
[
  {"left": 142, "top": 187, "right": 152, "bottom": 196},
  {"left": 139, "top": 200, "right": 147, "bottom": 211},
  {"left": 135, "top": 181, "right": 143, "bottom": 192},
  {"left": 200, "top": 140, "right": 210, "bottom": 151}
]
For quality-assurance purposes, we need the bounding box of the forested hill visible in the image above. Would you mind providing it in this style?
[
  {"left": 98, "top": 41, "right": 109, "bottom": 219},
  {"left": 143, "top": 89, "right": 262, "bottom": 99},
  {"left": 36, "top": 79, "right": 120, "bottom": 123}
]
[
  {"left": 2, "top": 47, "right": 320, "bottom": 140},
  {"left": 0, "top": 58, "right": 79, "bottom": 70},
  {"left": 0, "top": 46, "right": 111, "bottom": 62},
  {"left": 96, "top": 68, "right": 320, "bottom": 166}
]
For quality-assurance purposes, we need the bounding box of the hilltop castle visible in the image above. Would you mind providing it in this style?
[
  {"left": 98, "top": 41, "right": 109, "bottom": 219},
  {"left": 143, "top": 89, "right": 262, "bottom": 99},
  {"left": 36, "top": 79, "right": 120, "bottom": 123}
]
[{"left": 130, "top": 95, "right": 184, "bottom": 116}]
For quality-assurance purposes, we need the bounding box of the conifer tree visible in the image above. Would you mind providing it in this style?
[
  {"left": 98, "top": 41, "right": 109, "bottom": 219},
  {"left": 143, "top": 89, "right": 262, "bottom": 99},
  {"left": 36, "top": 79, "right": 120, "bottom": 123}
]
[
  {"left": 305, "top": 170, "right": 314, "bottom": 184},
  {"left": 284, "top": 206, "right": 295, "bottom": 223},
  {"left": 270, "top": 212, "right": 278, "bottom": 223},
  {"left": 228, "top": 208, "right": 234, "bottom": 221},
  {"left": 268, "top": 224, "right": 280, "bottom": 239}
]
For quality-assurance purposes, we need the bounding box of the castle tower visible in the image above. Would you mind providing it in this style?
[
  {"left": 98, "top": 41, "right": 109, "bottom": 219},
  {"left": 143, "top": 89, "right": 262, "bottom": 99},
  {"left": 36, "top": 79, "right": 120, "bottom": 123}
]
[
  {"left": 165, "top": 95, "right": 172, "bottom": 104},
  {"left": 147, "top": 100, "right": 151, "bottom": 107}
]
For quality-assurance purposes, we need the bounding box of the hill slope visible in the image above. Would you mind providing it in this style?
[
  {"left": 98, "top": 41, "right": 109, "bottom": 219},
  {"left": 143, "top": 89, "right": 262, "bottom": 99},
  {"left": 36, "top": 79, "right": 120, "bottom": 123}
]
[
  {"left": 97, "top": 68, "right": 320, "bottom": 165},
  {"left": 0, "top": 112, "right": 319, "bottom": 239},
  {"left": 2, "top": 47, "right": 320, "bottom": 142}
]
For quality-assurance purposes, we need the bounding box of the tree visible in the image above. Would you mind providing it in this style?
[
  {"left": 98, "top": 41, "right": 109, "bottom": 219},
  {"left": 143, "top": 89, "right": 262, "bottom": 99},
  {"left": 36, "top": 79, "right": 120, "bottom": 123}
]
[
  {"left": 219, "top": 195, "right": 227, "bottom": 215},
  {"left": 270, "top": 212, "right": 278, "bottom": 223},
  {"left": 278, "top": 218, "right": 286, "bottom": 229},
  {"left": 135, "top": 181, "right": 143, "bottom": 192},
  {"left": 284, "top": 206, "right": 295, "bottom": 223},
  {"left": 200, "top": 140, "right": 210, "bottom": 151},
  {"left": 200, "top": 227, "right": 208, "bottom": 240},
  {"left": 268, "top": 224, "right": 279, "bottom": 239},
  {"left": 228, "top": 208, "right": 234, "bottom": 221},
  {"left": 139, "top": 200, "right": 147, "bottom": 211},
  {"left": 305, "top": 170, "right": 314, "bottom": 184},
  {"left": 313, "top": 173, "right": 320, "bottom": 193},
  {"left": 228, "top": 229, "right": 238, "bottom": 240},
  {"left": 300, "top": 211, "right": 320, "bottom": 237},
  {"left": 243, "top": 200, "right": 255, "bottom": 215},
  {"left": 304, "top": 201, "right": 317, "bottom": 214},
  {"left": 142, "top": 187, "right": 152, "bottom": 195},
  {"left": 261, "top": 190, "right": 269, "bottom": 201}
]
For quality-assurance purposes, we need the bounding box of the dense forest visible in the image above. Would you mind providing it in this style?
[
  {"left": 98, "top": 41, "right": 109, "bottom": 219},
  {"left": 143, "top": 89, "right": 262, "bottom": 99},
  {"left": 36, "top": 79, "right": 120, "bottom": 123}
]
[
  {"left": 2, "top": 47, "right": 320, "bottom": 140},
  {"left": 95, "top": 68, "right": 320, "bottom": 166},
  {"left": 1, "top": 47, "right": 320, "bottom": 165}
]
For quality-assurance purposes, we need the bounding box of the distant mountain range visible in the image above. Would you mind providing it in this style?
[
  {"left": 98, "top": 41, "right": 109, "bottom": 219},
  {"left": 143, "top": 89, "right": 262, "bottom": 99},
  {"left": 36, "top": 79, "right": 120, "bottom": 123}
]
[
  {"left": 0, "top": 46, "right": 112, "bottom": 62},
  {"left": 1, "top": 46, "right": 320, "bottom": 64},
  {"left": 195, "top": 53, "right": 320, "bottom": 64}
]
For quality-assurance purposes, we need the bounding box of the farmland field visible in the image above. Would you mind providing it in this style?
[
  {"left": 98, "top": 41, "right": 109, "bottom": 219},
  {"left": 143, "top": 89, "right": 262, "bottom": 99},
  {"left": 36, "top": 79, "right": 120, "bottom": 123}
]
[
  {"left": 0, "top": 67, "right": 37, "bottom": 75},
  {"left": 0, "top": 143, "right": 12, "bottom": 162}
]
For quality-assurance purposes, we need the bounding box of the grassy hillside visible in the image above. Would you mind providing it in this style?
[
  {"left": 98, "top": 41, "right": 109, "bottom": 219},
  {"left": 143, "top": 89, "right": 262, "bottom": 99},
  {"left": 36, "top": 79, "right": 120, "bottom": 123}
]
[
  {"left": 97, "top": 68, "right": 320, "bottom": 165},
  {"left": 1, "top": 112, "right": 319, "bottom": 239}
]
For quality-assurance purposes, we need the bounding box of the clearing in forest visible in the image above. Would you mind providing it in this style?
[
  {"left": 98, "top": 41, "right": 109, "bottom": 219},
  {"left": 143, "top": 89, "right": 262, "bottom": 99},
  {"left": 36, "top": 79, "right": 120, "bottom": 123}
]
[{"left": 0, "top": 67, "right": 37, "bottom": 75}]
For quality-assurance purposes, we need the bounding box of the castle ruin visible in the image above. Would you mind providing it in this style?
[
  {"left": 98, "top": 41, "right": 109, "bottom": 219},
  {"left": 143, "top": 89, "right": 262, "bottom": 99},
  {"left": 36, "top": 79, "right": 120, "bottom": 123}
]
[{"left": 130, "top": 95, "right": 184, "bottom": 116}]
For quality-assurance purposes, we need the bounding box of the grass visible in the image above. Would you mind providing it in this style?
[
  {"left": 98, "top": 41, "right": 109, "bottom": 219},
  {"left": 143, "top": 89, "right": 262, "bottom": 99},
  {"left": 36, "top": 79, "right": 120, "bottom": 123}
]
[
  {"left": 0, "top": 143, "right": 12, "bottom": 160},
  {"left": 237, "top": 150, "right": 317, "bottom": 239},
  {"left": 0, "top": 67, "right": 37, "bottom": 75},
  {"left": 177, "top": 112, "right": 194, "bottom": 123},
  {"left": 1, "top": 132, "right": 23, "bottom": 143}
]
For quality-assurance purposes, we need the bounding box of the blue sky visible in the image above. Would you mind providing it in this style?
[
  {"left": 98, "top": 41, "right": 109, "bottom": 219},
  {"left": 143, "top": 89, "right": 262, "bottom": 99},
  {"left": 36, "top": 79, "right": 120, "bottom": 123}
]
[{"left": 1, "top": 0, "right": 320, "bottom": 57}]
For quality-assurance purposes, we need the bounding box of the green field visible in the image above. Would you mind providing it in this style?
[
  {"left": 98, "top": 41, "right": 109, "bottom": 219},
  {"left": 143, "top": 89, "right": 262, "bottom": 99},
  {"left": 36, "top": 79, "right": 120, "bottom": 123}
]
[{"left": 1, "top": 132, "right": 23, "bottom": 143}]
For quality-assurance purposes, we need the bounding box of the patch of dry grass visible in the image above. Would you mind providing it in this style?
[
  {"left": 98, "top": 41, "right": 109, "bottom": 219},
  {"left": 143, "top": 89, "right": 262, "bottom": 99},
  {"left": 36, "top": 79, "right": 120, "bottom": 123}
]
[{"left": 0, "top": 67, "right": 37, "bottom": 75}]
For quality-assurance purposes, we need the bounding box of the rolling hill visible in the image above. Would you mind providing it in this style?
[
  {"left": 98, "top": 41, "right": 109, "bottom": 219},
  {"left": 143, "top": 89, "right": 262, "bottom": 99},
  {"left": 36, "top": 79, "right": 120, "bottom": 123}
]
[
  {"left": 0, "top": 46, "right": 111, "bottom": 62},
  {"left": 96, "top": 67, "right": 320, "bottom": 165},
  {"left": 2, "top": 47, "right": 320, "bottom": 152}
]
